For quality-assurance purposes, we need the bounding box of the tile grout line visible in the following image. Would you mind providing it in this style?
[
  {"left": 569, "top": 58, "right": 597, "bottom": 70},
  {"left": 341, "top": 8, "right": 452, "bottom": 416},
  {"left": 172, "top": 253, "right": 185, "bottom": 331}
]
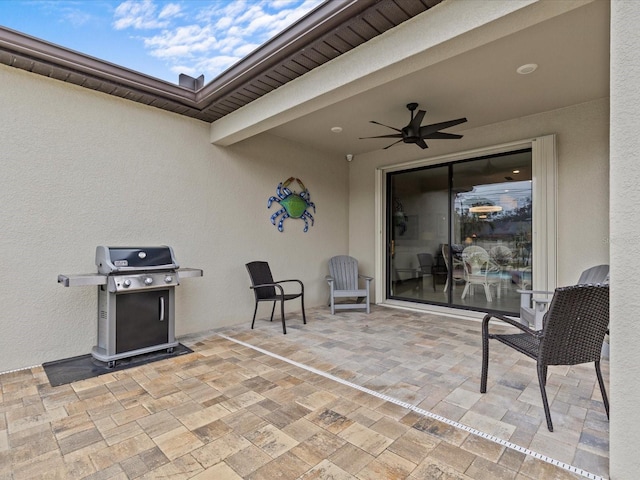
[
  {"left": 216, "top": 332, "right": 605, "bottom": 480},
  {"left": 0, "top": 365, "right": 41, "bottom": 376}
]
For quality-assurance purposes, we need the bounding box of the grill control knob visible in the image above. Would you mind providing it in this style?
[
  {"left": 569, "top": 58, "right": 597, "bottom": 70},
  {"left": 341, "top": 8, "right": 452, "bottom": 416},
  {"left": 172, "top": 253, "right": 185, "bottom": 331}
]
[
  {"left": 123, "top": 279, "right": 132, "bottom": 288},
  {"left": 164, "top": 275, "right": 173, "bottom": 284},
  {"left": 144, "top": 277, "right": 153, "bottom": 286}
]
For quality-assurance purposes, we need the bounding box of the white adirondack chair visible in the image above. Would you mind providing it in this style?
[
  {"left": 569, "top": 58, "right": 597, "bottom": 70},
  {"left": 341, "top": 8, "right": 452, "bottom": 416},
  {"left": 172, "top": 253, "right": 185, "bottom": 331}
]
[{"left": 326, "top": 255, "right": 373, "bottom": 314}]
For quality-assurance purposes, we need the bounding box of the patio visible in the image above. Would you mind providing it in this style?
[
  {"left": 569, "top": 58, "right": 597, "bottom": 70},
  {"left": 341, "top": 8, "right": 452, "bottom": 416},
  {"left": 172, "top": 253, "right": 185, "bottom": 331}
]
[{"left": 0, "top": 306, "right": 608, "bottom": 479}]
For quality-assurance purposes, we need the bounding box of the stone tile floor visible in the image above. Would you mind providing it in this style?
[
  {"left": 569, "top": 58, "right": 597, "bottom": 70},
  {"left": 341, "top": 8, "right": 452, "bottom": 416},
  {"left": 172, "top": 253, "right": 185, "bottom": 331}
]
[{"left": 0, "top": 305, "right": 609, "bottom": 479}]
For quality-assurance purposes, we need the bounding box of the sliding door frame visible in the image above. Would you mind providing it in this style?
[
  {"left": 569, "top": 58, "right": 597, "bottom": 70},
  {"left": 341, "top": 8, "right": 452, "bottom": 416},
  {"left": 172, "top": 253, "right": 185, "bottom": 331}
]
[{"left": 374, "top": 135, "right": 557, "bottom": 314}]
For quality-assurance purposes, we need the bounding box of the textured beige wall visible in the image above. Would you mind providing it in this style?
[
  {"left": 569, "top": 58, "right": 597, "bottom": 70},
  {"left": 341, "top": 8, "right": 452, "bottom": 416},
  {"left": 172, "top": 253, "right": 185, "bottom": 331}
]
[
  {"left": 610, "top": 1, "right": 640, "bottom": 477},
  {"left": 349, "top": 97, "right": 609, "bottom": 291},
  {"left": 0, "top": 65, "right": 348, "bottom": 372}
]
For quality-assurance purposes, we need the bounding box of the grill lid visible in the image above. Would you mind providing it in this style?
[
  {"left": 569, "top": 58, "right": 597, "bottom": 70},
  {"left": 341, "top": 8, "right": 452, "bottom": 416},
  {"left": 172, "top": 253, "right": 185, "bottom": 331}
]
[{"left": 96, "top": 246, "right": 179, "bottom": 274}]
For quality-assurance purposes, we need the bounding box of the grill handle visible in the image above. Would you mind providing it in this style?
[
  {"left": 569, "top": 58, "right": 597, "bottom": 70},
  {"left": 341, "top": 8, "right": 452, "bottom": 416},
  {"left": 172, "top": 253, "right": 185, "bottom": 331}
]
[{"left": 159, "top": 296, "right": 165, "bottom": 322}]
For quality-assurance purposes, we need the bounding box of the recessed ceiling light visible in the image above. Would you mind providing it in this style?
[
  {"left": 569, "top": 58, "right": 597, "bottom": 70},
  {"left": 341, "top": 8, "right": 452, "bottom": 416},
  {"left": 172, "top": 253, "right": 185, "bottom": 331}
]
[
  {"left": 517, "top": 63, "right": 538, "bottom": 75},
  {"left": 330, "top": 126, "right": 343, "bottom": 133},
  {"left": 512, "top": 169, "right": 520, "bottom": 174}
]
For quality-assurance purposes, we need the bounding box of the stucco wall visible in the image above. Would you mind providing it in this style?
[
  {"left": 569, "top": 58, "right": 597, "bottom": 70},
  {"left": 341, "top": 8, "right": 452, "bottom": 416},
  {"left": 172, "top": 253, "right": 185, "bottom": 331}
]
[
  {"left": 0, "top": 65, "right": 348, "bottom": 372},
  {"left": 610, "top": 1, "right": 640, "bottom": 477},
  {"left": 348, "top": 97, "right": 609, "bottom": 293}
]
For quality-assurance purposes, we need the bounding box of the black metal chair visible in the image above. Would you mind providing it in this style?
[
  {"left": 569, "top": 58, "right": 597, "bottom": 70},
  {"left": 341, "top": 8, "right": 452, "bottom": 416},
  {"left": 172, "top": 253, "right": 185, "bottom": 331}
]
[
  {"left": 245, "top": 261, "right": 306, "bottom": 334},
  {"left": 481, "top": 283, "right": 609, "bottom": 432}
]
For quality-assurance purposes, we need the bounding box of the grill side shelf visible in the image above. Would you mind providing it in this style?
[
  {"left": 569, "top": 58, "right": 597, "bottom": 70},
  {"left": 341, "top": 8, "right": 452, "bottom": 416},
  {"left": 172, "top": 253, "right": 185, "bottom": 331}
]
[
  {"left": 177, "top": 268, "right": 204, "bottom": 279},
  {"left": 58, "top": 274, "right": 107, "bottom": 287}
]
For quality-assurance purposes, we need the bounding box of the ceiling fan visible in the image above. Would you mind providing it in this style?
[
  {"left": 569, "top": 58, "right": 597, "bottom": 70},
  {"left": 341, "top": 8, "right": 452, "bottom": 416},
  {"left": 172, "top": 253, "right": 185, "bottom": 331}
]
[{"left": 360, "top": 102, "right": 467, "bottom": 149}]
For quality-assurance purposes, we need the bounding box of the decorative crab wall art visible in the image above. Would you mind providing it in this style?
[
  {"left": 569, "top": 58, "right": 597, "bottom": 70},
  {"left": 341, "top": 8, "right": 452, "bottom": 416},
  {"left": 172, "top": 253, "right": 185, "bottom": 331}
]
[{"left": 267, "top": 177, "right": 316, "bottom": 232}]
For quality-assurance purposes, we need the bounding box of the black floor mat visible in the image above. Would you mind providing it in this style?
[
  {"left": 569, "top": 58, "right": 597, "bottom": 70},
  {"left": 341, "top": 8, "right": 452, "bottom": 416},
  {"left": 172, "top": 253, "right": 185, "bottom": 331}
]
[{"left": 42, "top": 344, "right": 193, "bottom": 387}]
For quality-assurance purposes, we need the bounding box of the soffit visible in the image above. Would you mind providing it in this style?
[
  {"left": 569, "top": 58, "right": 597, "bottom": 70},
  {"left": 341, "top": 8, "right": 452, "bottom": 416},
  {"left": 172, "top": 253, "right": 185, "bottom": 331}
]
[
  {"left": 267, "top": 0, "right": 610, "bottom": 156},
  {"left": 0, "top": 0, "right": 443, "bottom": 124}
]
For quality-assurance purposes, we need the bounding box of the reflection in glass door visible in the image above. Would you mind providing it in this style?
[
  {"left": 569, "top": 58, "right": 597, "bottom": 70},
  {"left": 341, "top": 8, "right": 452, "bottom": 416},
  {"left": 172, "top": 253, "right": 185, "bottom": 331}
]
[{"left": 387, "top": 149, "right": 532, "bottom": 315}]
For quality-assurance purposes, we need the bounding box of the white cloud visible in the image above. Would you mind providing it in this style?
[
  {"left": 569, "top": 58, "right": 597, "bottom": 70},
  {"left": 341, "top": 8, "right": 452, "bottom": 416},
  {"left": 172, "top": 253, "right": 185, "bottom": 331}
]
[
  {"left": 269, "top": 0, "right": 298, "bottom": 8},
  {"left": 114, "top": 0, "right": 170, "bottom": 30},
  {"left": 158, "top": 3, "right": 183, "bottom": 20},
  {"left": 194, "top": 54, "right": 242, "bottom": 78},
  {"left": 63, "top": 10, "right": 94, "bottom": 27},
  {"left": 144, "top": 24, "right": 218, "bottom": 59},
  {"left": 234, "top": 42, "right": 260, "bottom": 58},
  {"left": 215, "top": 16, "right": 233, "bottom": 30}
]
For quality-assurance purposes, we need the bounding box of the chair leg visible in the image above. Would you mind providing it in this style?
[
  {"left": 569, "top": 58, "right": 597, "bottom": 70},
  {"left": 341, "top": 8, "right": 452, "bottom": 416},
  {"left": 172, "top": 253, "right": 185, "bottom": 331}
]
[
  {"left": 365, "top": 289, "right": 370, "bottom": 314},
  {"left": 270, "top": 302, "right": 276, "bottom": 321},
  {"left": 251, "top": 302, "right": 259, "bottom": 329},
  {"left": 301, "top": 294, "right": 307, "bottom": 325},
  {"left": 480, "top": 317, "right": 490, "bottom": 393},
  {"left": 483, "top": 283, "right": 492, "bottom": 302},
  {"left": 537, "top": 363, "right": 554, "bottom": 432},
  {"left": 462, "top": 282, "right": 470, "bottom": 299},
  {"left": 595, "top": 360, "right": 610, "bottom": 418},
  {"left": 280, "top": 301, "right": 287, "bottom": 334}
]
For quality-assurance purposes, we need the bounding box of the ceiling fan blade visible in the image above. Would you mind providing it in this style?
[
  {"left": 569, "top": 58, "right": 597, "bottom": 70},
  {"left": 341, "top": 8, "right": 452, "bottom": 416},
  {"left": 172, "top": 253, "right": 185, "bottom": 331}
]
[
  {"left": 369, "top": 120, "right": 402, "bottom": 132},
  {"left": 416, "top": 138, "right": 429, "bottom": 149},
  {"left": 423, "top": 132, "right": 463, "bottom": 140},
  {"left": 359, "top": 134, "right": 403, "bottom": 140},
  {"left": 419, "top": 117, "right": 467, "bottom": 136},
  {"left": 410, "top": 110, "right": 426, "bottom": 131},
  {"left": 383, "top": 140, "right": 403, "bottom": 149}
]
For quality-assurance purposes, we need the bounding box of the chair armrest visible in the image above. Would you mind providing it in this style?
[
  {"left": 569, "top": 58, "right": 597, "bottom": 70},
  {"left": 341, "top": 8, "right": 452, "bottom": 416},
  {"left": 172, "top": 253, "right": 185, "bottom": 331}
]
[
  {"left": 250, "top": 282, "right": 285, "bottom": 297},
  {"left": 482, "top": 312, "right": 542, "bottom": 336},
  {"left": 250, "top": 282, "right": 279, "bottom": 289},
  {"left": 325, "top": 276, "right": 335, "bottom": 291},
  {"left": 532, "top": 298, "right": 551, "bottom": 305},
  {"left": 275, "top": 279, "right": 304, "bottom": 292},
  {"left": 358, "top": 274, "right": 373, "bottom": 282},
  {"left": 516, "top": 289, "right": 553, "bottom": 295}
]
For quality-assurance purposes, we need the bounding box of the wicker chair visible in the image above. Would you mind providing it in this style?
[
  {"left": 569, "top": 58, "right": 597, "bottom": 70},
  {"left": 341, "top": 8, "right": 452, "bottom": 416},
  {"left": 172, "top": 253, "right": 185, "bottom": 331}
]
[
  {"left": 461, "top": 246, "right": 502, "bottom": 302},
  {"left": 245, "top": 261, "right": 306, "bottom": 334},
  {"left": 481, "top": 284, "right": 609, "bottom": 432}
]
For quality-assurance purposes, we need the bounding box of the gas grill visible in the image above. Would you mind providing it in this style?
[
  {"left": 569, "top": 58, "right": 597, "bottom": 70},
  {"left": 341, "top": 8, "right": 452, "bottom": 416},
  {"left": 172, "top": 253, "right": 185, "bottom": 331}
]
[{"left": 58, "top": 246, "right": 203, "bottom": 367}]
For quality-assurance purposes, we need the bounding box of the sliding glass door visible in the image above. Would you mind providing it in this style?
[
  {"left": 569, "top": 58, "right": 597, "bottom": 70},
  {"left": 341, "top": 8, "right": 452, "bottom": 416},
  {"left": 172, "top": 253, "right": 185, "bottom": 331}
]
[{"left": 387, "top": 149, "right": 532, "bottom": 315}]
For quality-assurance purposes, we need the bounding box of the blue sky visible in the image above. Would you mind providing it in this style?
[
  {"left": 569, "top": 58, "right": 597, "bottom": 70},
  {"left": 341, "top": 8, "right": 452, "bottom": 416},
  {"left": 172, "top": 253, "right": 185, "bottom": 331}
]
[{"left": 0, "top": 0, "right": 324, "bottom": 84}]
